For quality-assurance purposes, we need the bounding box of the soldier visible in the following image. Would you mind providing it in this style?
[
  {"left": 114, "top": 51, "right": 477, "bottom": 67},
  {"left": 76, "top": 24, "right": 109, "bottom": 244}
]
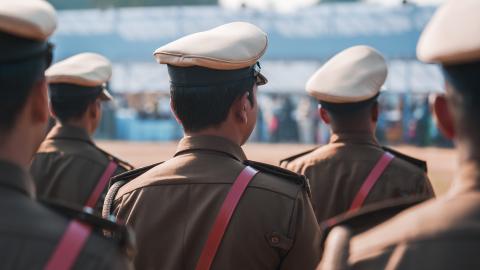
[
  {"left": 103, "top": 22, "right": 321, "bottom": 270},
  {"left": 318, "top": 0, "right": 480, "bottom": 269},
  {"left": 280, "top": 46, "right": 435, "bottom": 223},
  {"left": 0, "top": 1, "right": 132, "bottom": 269},
  {"left": 30, "top": 53, "right": 134, "bottom": 213}
]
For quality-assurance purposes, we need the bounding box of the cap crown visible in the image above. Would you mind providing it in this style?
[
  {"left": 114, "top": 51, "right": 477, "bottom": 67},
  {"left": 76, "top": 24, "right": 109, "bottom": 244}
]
[
  {"left": 154, "top": 22, "right": 268, "bottom": 70},
  {"left": 417, "top": 0, "right": 480, "bottom": 64},
  {"left": 306, "top": 45, "right": 387, "bottom": 103},
  {"left": 46, "top": 53, "right": 112, "bottom": 87},
  {"left": 0, "top": 0, "right": 57, "bottom": 41}
]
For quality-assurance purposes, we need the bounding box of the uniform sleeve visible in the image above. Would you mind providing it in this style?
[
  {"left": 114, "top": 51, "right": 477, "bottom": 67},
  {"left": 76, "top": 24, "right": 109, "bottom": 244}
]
[{"left": 280, "top": 190, "right": 322, "bottom": 270}]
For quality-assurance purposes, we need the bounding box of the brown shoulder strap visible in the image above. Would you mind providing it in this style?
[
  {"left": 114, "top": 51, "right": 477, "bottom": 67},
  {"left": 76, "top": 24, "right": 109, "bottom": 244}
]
[
  {"left": 349, "top": 152, "right": 395, "bottom": 211},
  {"left": 195, "top": 166, "right": 259, "bottom": 270}
]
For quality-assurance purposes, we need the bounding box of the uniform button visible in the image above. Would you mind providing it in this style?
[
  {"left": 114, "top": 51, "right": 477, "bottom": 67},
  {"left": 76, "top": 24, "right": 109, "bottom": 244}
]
[{"left": 271, "top": 236, "right": 280, "bottom": 244}]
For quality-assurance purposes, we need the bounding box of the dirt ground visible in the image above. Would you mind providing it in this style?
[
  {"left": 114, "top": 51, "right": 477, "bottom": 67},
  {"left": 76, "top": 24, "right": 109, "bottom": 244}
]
[{"left": 98, "top": 141, "right": 457, "bottom": 196}]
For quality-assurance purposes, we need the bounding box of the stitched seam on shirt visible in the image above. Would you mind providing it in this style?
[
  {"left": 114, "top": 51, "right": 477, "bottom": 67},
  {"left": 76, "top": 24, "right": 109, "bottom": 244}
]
[
  {"left": 287, "top": 190, "right": 300, "bottom": 237},
  {"left": 118, "top": 184, "right": 298, "bottom": 201},
  {"left": 34, "top": 152, "right": 107, "bottom": 169}
]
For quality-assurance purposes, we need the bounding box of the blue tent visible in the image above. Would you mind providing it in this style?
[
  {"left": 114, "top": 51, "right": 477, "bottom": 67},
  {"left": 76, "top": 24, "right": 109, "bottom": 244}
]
[{"left": 53, "top": 3, "right": 443, "bottom": 93}]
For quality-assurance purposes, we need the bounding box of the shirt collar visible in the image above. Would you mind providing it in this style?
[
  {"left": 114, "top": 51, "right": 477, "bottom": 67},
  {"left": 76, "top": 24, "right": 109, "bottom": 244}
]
[
  {"left": 329, "top": 132, "right": 380, "bottom": 147},
  {"left": 175, "top": 135, "right": 247, "bottom": 162},
  {"left": 46, "top": 124, "right": 93, "bottom": 144},
  {"left": 0, "top": 160, "right": 35, "bottom": 198}
]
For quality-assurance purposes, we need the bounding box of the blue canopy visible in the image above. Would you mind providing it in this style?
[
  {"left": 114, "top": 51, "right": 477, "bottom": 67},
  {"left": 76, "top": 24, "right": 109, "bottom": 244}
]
[
  {"left": 52, "top": 3, "right": 437, "bottom": 62},
  {"left": 52, "top": 3, "right": 443, "bottom": 93}
]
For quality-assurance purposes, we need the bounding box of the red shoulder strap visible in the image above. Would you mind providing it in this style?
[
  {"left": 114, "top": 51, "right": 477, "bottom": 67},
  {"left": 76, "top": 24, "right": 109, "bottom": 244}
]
[
  {"left": 349, "top": 152, "right": 395, "bottom": 211},
  {"left": 85, "top": 160, "right": 118, "bottom": 208},
  {"left": 195, "top": 166, "right": 259, "bottom": 270},
  {"left": 44, "top": 220, "right": 92, "bottom": 270},
  {"left": 45, "top": 161, "right": 118, "bottom": 269}
]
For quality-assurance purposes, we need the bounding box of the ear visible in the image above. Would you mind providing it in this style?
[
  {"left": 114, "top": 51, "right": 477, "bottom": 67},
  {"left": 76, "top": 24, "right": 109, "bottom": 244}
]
[
  {"left": 371, "top": 102, "right": 379, "bottom": 122},
  {"left": 29, "top": 78, "right": 50, "bottom": 125},
  {"left": 49, "top": 101, "right": 56, "bottom": 118},
  {"left": 170, "top": 98, "right": 181, "bottom": 124},
  {"left": 233, "top": 92, "right": 250, "bottom": 124},
  {"left": 432, "top": 94, "right": 455, "bottom": 139},
  {"left": 319, "top": 107, "right": 330, "bottom": 124},
  {"left": 88, "top": 99, "right": 101, "bottom": 120}
]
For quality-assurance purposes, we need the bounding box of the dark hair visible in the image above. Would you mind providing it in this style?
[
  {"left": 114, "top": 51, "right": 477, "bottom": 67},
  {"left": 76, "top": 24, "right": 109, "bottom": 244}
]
[
  {"left": 0, "top": 59, "right": 47, "bottom": 132},
  {"left": 49, "top": 84, "right": 100, "bottom": 123},
  {"left": 320, "top": 94, "right": 378, "bottom": 117},
  {"left": 171, "top": 78, "right": 255, "bottom": 132},
  {"left": 0, "top": 31, "right": 53, "bottom": 133},
  {"left": 443, "top": 61, "right": 480, "bottom": 119}
]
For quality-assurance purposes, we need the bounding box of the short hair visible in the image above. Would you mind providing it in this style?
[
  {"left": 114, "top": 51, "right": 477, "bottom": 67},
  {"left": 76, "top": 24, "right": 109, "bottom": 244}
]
[
  {"left": 0, "top": 58, "right": 47, "bottom": 132},
  {"left": 49, "top": 84, "right": 100, "bottom": 123},
  {"left": 443, "top": 61, "right": 480, "bottom": 119},
  {"left": 0, "top": 31, "right": 52, "bottom": 133},
  {"left": 171, "top": 78, "right": 255, "bottom": 133},
  {"left": 320, "top": 94, "right": 379, "bottom": 120}
]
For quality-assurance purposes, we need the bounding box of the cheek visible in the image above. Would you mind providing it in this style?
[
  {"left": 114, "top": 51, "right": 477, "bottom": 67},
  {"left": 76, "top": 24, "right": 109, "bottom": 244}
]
[{"left": 250, "top": 105, "right": 258, "bottom": 128}]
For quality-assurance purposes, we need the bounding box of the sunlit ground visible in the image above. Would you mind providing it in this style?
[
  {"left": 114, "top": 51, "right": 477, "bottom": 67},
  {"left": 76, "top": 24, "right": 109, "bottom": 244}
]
[{"left": 99, "top": 141, "right": 456, "bottom": 196}]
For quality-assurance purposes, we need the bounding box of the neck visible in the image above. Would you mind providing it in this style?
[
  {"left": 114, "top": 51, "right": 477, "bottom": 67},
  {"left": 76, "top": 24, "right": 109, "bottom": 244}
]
[
  {"left": 449, "top": 138, "right": 480, "bottom": 194},
  {"left": 0, "top": 131, "right": 36, "bottom": 169},
  {"left": 61, "top": 118, "right": 94, "bottom": 136},
  {"left": 185, "top": 125, "right": 243, "bottom": 146},
  {"left": 331, "top": 123, "right": 375, "bottom": 135},
  {"left": 330, "top": 116, "right": 376, "bottom": 134}
]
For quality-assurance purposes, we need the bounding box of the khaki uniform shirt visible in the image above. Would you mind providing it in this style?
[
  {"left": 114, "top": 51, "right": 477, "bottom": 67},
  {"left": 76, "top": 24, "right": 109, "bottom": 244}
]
[
  {"left": 320, "top": 166, "right": 480, "bottom": 270},
  {"left": 0, "top": 160, "right": 131, "bottom": 269},
  {"left": 31, "top": 124, "right": 132, "bottom": 212},
  {"left": 281, "top": 133, "right": 435, "bottom": 223},
  {"left": 112, "top": 135, "right": 322, "bottom": 270}
]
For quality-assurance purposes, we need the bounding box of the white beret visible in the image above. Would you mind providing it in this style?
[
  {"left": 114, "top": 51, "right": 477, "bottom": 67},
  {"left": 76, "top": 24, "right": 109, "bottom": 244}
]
[
  {"left": 46, "top": 53, "right": 112, "bottom": 86},
  {"left": 0, "top": 0, "right": 57, "bottom": 41},
  {"left": 46, "top": 53, "right": 113, "bottom": 100},
  {"left": 306, "top": 45, "right": 388, "bottom": 103},
  {"left": 154, "top": 22, "right": 268, "bottom": 70},
  {"left": 417, "top": 0, "right": 480, "bottom": 65}
]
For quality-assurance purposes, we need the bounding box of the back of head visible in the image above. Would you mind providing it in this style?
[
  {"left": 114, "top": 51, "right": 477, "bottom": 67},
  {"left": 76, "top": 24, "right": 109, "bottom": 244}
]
[
  {"left": 320, "top": 96, "right": 379, "bottom": 125},
  {"left": 168, "top": 65, "right": 257, "bottom": 132},
  {"left": 417, "top": 0, "right": 480, "bottom": 142},
  {"left": 305, "top": 45, "right": 387, "bottom": 129},
  {"left": 45, "top": 52, "right": 114, "bottom": 124},
  {"left": 0, "top": 0, "right": 56, "bottom": 133},
  {"left": 153, "top": 22, "right": 268, "bottom": 133}
]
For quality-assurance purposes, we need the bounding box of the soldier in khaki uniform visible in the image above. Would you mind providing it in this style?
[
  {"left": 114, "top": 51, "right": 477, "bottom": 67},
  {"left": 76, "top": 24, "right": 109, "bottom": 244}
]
[
  {"left": 280, "top": 46, "right": 434, "bottom": 223},
  {"left": 318, "top": 1, "right": 480, "bottom": 269},
  {"left": 0, "top": 1, "right": 132, "bottom": 269},
  {"left": 103, "top": 22, "right": 321, "bottom": 270},
  {"left": 30, "top": 53, "right": 133, "bottom": 213}
]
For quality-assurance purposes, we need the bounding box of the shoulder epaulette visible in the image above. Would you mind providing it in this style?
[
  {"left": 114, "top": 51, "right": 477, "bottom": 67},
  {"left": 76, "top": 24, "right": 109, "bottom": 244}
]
[
  {"left": 382, "top": 146, "right": 428, "bottom": 173},
  {"left": 279, "top": 147, "right": 319, "bottom": 167},
  {"left": 320, "top": 195, "right": 430, "bottom": 246},
  {"left": 96, "top": 147, "right": 135, "bottom": 171},
  {"left": 244, "top": 160, "right": 311, "bottom": 196},
  {"left": 40, "top": 199, "right": 135, "bottom": 256},
  {"left": 103, "top": 162, "right": 163, "bottom": 219}
]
